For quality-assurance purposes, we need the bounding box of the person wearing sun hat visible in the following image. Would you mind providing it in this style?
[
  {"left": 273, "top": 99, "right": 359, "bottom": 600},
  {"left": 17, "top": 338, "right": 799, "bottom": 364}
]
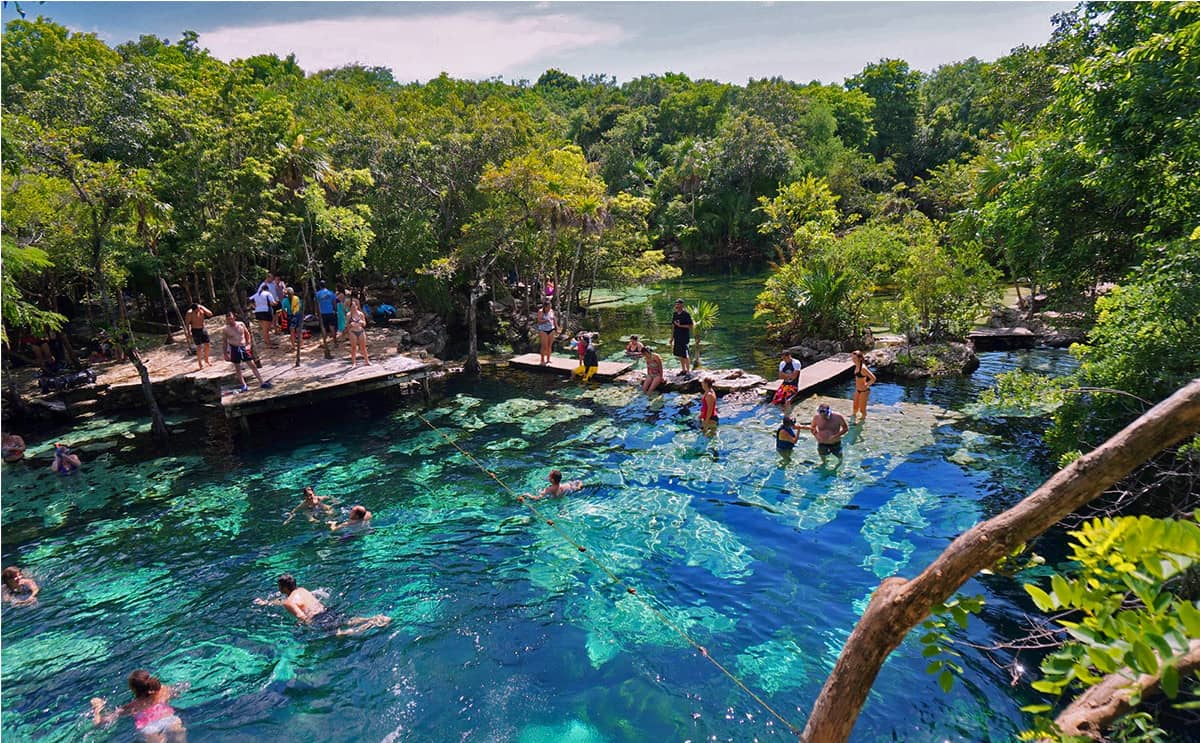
[{"left": 671, "top": 298, "right": 694, "bottom": 377}]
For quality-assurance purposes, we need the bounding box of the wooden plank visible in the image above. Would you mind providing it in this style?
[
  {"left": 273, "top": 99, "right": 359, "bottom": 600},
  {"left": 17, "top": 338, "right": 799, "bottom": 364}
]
[
  {"left": 509, "top": 352, "right": 632, "bottom": 380},
  {"left": 762, "top": 354, "right": 856, "bottom": 396},
  {"left": 222, "top": 354, "right": 435, "bottom": 417}
]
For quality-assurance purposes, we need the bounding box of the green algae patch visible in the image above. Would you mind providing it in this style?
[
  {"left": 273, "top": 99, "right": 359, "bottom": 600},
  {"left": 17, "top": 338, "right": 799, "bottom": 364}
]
[
  {"left": 1, "top": 630, "right": 110, "bottom": 684},
  {"left": 860, "top": 487, "right": 937, "bottom": 578},
  {"left": 518, "top": 718, "right": 609, "bottom": 743},
  {"left": 569, "top": 590, "right": 734, "bottom": 668}
]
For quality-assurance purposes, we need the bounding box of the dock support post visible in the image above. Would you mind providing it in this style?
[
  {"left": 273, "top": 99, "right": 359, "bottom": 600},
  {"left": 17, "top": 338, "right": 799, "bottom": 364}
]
[
  {"left": 238, "top": 416, "right": 250, "bottom": 434},
  {"left": 421, "top": 373, "right": 430, "bottom": 401}
]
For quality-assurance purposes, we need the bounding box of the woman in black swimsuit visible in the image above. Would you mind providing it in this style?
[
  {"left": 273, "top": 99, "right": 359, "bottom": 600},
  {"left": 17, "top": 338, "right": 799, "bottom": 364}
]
[{"left": 851, "top": 350, "right": 876, "bottom": 424}]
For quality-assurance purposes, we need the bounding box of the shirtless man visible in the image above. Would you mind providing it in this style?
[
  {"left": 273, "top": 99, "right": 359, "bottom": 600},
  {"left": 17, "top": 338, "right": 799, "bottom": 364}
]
[
  {"left": 284, "top": 486, "right": 335, "bottom": 524},
  {"left": 258, "top": 574, "right": 390, "bottom": 636},
  {"left": 328, "top": 505, "right": 371, "bottom": 532},
  {"left": 222, "top": 312, "right": 271, "bottom": 392},
  {"left": 2, "top": 566, "right": 39, "bottom": 606},
  {"left": 528, "top": 469, "right": 583, "bottom": 500},
  {"left": 185, "top": 303, "right": 213, "bottom": 369},
  {"left": 810, "top": 403, "right": 849, "bottom": 466}
]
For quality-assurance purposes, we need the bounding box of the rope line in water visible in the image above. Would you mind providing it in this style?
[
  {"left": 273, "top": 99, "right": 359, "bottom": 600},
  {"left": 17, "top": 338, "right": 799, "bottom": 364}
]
[{"left": 413, "top": 410, "right": 802, "bottom": 736}]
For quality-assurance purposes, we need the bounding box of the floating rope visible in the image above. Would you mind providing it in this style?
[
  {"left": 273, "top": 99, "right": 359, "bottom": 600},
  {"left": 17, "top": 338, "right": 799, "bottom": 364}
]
[{"left": 414, "top": 410, "right": 802, "bottom": 736}]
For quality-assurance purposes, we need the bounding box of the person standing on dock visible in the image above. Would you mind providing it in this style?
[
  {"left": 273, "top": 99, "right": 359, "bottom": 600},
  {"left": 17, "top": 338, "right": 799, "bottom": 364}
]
[
  {"left": 347, "top": 299, "right": 371, "bottom": 367},
  {"left": 850, "top": 350, "right": 877, "bottom": 425},
  {"left": 284, "top": 287, "right": 303, "bottom": 352},
  {"left": 185, "top": 303, "right": 213, "bottom": 369},
  {"left": 672, "top": 299, "right": 694, "bottom": 378},
  {"left": 251, "top": 283, "right": 277, "bottom": 350},
  {"left": 810, "top": 403, "right": 849, "bottom": 466},
  {"left": 223, "top": 312, "right": 272, "bottom": 392},
  {"left": 536, "top": 300, "right": 557, "bottom": 365},
  {"left": 315, "top": 281, "right": 339, "bottom": 343},
  {"left": 641, "top": 346, "right": 665, "bottom": 393}
]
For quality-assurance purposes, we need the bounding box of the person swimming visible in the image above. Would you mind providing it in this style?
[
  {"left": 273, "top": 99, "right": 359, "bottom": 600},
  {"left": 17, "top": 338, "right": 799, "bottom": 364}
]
[
  {"left": 527, "top": 469, "right": 583, "bottom": 500},
  {"left": 328, "top": 505, "right": 372, "bottom": 532},
  {"left": 2, "top": 566, "right": 39, "bottom": 606},
  {"left": 284, "top": 486, "right": 335, "bottom": 524},
  {"left": 91, "top": 669, "right": 187, "bottom": 742},
  {"left": 258, "top": 573, "right": 390, "bottom": 636},
  {"left": 50, "top": 443, "right": 81, "bottom": 475}
]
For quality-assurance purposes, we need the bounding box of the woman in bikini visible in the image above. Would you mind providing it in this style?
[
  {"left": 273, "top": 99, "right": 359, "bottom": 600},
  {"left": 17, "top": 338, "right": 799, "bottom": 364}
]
[
  {"left": 347, "top": 299, "right": 370, "bottom": 367},
  {"left": 640, "top": 346, "right": 665, "bottom": 393},
  {"left": 535, "top": 300, "right": 557, "bottom": 365},
  {"left": 851, "top": 350, "right": 877, "bottom": 424},
  {"left": 699, "top": 376, "right": 719, "bottom": 429},
  {"left": 91, "top": 670, "right": 187, "bottom": 743}
]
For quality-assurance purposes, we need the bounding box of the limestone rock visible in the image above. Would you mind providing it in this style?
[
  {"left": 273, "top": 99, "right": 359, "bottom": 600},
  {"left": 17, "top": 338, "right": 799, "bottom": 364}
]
[{"left": 866, "top": 343, "right": 979, "bottom": 379}]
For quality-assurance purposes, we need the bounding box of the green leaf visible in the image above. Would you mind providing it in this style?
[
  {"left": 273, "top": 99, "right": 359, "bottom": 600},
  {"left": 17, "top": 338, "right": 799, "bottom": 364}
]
[
  {"left": 1031, "top": 679, "right": 1060, "bottom": 695},
  {"left": 926, "top": 660, "right": 943, "bottom": 674},
  {"left": 1086, "top": 645, "right": 1118, "bottom": 674},
  {"left": 938, "top": 669, "right": 955, "bottom": 693},
  {"left": 1161, "top": 663, "right": 1179, "bottom": 699},
  {"left": 1024, "top": 583, "right": 1056, "bottom": 612},
  {"left": 1177, "top": 600, "right": 1200, "bottom": 637},
  {"left": 1132, "top": 640, "right": 1158, "bottom": 675},
  {"left": 922, "top": 645, "right": 942, "bottom": 658},
  {"left": 1020, "top": 704, "right": 1053, "bottom": 714}
]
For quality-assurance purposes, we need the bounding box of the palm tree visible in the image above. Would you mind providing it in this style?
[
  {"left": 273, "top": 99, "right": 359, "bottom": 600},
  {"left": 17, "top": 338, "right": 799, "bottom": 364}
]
[{"left": 689, "top": 300, "right": 720, "bottom": 369}]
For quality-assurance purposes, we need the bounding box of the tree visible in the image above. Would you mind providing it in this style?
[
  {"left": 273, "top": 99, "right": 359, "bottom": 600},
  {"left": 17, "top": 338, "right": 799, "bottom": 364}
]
[
  {"left": 688, "top": 300, "right": 719, "bottom": 369},
  {"left": 802, "top": 380, "right": 1200, "bottom": 742},
  {"left": 846, "top": 59, "right": 921, "bottom": 177}
]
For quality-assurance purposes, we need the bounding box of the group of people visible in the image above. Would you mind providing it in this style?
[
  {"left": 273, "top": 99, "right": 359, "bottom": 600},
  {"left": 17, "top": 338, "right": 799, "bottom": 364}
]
[
  {"left": 181, "top": 273, "right": 375, "bottom": 392},
  {"left": 773, "top": 349, "right": 876, "bottom": 466}
]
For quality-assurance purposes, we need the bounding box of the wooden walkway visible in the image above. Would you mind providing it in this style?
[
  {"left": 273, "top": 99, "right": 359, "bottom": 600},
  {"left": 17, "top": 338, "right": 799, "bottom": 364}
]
[
  {"left": 761, "top": 353, "right": 856, "bottom": 397},
  {"left": 508, "top": 353, "right": 632, "bottom": 380},
  {"left": 221, "top": 353, "right": 436, "bottom": 419}
]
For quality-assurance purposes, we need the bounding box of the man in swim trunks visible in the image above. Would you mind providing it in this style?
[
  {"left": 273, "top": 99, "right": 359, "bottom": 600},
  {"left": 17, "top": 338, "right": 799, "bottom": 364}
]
[
  {"left": 810, "top": 403, "right": 849, "bottom": 465},
  {"left": 671, "top": 299, "right": 693, "bottom": 377},
  {"left": 222, "top": 312, "right": 272, "bottom": 392},
  {"left": 328, "top": 504, "right": 372, "bottom": 532},
  {"left": 315, "top": 280, "right": 338, "bottom": 342},
  {"left": 262, "top": 574, "right": 391, "bottom": 636},
  {"left": 185, "top": 303, "right": 213, "bottom": 369}
]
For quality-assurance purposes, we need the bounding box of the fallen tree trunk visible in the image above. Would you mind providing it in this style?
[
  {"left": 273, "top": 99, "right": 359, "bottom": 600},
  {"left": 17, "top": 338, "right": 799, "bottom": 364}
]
[
  {"left": 1053, "top": 638, "right": 1200, "bottom": 740},
  {"left": 801, "top": 378, "right": 1200, "bottom": 743}
]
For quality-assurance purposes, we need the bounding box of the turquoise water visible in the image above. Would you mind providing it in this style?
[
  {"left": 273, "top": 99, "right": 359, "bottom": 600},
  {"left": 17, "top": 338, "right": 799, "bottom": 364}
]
[{"left": 0, "top": 342, "right": 1079, "bottom": 742}]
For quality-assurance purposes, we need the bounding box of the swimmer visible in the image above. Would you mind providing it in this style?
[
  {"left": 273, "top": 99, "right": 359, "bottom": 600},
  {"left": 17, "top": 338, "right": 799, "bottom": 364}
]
[
  {"left": 775, "top": 415, "right": 799, "bottom": 453},
  {"left": 528, "top": 469, "right": 582, "bottom": 500},
  {"left": 2, "top": 566, "right": 40, "bottom": 606},
  {"left": 284, "top": 486, "right": 335, "bottom": 524},
  {"left": 2, "top": 433, "right": 26, "bottom": 463},
  {"left": 91, "top": 669, "right": 187, "bottom": 742},
  {"left": 625, "top": 335, "right": 645, "bottom": 356},
  {"left": 328, "top": 504, "right": 372, "bottom": 532},
  {"left": 259, "top": 574, "right": 390, "bottom": 636},
  {"left": 50, "top": 442, "right": 81, "bottom": 475}
]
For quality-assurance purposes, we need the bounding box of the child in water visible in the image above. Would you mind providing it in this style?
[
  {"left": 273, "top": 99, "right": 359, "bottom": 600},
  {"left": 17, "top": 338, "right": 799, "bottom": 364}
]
[{"left": 528, "top": 470, "right": 583, "bottom": 500}]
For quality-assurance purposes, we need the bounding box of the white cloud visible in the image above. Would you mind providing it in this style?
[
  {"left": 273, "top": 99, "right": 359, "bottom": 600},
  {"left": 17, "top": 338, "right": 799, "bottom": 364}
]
[{"left": 198, "top": 11, "right": 625, "bottom": 81}]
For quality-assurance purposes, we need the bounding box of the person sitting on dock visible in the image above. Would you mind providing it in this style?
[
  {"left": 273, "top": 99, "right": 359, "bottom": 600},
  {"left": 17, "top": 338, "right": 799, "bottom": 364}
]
[
  {"left": 258, "top": 574, "right": 391, "bottom": 636},
  {"left": 185, "top": 303, "right": 213, "bottom": 369},
  {"left": 574, "top": 335, "right": 600, "bottom": 382},
  {"left": 2, "top": 565, "right": 40, "bottom": 606},
  {"left": 625, "top": 335, "right": 644, "bottom": 356},
  {"left": 328, "top": 505, "right": 372, "bottom": 532},
  {"left": 641, "top": 346, "right": 665, "bottom": 393},
  {"left": 811, "top": 403, "right": 849, "bottom": 466},
  {"left": 284, "top": 486, "right": 336, "bottom": 524},
  {"left": 50, "top": 442, "right": 81, "bottom": 475},
  {"left": 222, "top": 312, "right": 272, "bottom": 393},
  {"left": 776, "top": 415, "right": 799, "bottom": 453},
  {"left": 773, "top": 350, "right": 801, "bottom": 405},
  {"left": 528, "top": 469, "right": 583, "bottom": 500}
]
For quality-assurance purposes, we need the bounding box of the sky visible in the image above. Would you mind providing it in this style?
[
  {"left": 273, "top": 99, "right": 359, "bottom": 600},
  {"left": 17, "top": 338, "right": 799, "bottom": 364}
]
[{"left": 1, "top": 2, "right": 1075, "bottom": 85}]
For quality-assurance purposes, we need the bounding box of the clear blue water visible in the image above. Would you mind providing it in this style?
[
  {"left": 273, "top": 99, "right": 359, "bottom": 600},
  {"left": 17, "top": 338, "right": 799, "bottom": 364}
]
[{"left": 2, "top": 269, "right": 1082, "bottom": 742}]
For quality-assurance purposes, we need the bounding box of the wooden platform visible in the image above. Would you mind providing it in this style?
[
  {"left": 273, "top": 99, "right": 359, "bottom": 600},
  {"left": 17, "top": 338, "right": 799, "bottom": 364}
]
[
  {"left": 967, "top": 327, "right": 1040, "bottom": 351},
  {"left": 508, "top": 353, "right": 632, "bottom": 380},
  {"left": 761, "top": 353, "right": 856, "bottom": 396},
  {"left": 221, "top": 353, "right": 436, "bottom": 418}
]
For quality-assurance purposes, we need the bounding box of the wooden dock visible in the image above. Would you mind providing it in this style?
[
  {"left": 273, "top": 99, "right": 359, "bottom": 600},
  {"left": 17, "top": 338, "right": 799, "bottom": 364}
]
[
  {"left": 221, "top": 353, "right": 437, "bottom": 419},
  {"left": 508, "top": 353, "right": 632, "bottom": 380},
  {"left": 967, "top": 327, "right": 1040, "bottom": 351},
  {"left": 761, "top": 353, "right": 856, "bottom": 397}
]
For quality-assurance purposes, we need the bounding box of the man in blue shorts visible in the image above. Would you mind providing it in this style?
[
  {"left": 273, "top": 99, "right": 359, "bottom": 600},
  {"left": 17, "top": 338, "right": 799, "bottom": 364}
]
[{"left": 315, "top": 280, "right": 338, "bottom": 342}]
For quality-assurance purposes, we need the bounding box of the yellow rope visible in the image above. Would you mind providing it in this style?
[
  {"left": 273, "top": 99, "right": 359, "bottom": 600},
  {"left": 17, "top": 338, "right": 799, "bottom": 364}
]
[{"left": 414, "top": 410, "right": 802, "bottom": 736}]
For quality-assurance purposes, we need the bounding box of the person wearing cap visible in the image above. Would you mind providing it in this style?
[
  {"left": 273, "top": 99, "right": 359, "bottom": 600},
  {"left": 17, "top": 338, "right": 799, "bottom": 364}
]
[
  {"left": 671, "top": 299, "right": 694, "bottom": 377},
  {"left": 810, "top": 403, "right": 849, "bottom": 465},
  {"left": 776, "top": 415, "right": 799, "bottom": 452}
]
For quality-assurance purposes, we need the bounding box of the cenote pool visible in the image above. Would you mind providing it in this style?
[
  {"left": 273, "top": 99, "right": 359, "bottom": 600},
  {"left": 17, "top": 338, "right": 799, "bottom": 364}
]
[{"left": 2, "top": 275, "right": 1081, "bottom": 742}]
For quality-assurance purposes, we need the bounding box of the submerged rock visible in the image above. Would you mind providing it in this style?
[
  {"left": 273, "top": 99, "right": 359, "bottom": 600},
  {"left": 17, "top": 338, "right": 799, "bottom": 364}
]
[
  {"left": 866, "top": 343, "right": 979, "bottom": 379},
  {"left": 615, "top": 368, "right": 766, "bottom": 394}
]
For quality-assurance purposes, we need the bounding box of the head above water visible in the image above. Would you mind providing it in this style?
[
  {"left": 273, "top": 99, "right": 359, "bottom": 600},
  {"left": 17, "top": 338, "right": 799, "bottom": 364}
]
[
  {"left": 2, "top": 566, "right": 22, "bottom": 589},
  {"left": 277, "top": 574, "right": 297, "bottom": 595},
  {"left": 548, "top": 469, "right": 562, "bottom": 485},
  {"left": 349, "top": 505, "right": 368, "bottom": 520},
  {"left": 128, "top": 670, "right": 161, "bottom": 698},
  {"left": 783, "top": 415, "right": 796, "bottom": 426},
  {"left": 302, "top": 486, "right": 316, "bottom": 499}
]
